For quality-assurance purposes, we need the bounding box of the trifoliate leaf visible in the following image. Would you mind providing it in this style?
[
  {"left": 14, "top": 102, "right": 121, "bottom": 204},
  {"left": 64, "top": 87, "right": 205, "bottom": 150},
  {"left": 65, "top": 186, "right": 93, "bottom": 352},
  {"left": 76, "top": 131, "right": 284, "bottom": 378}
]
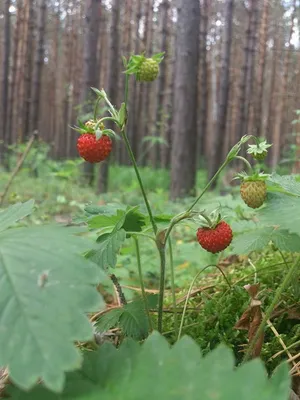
[
  {"left": 0, "top": 225, "right": 104, "bottom": 392},
  {"left": 9, "top": 332, "right": 290, "bottom": 399},
  {"left": 122, "top": 206, "right": 146, "bottom": 233},
  {"left": 87, "top": 206, "right": 146, "bottom": 235},
  {"left": 267, "top": 173, "right": 300, "bottom": 196},
  {"left": 0, "top": 200, "right": 34, "bottom": 232},
  {"left": 232, "top": 227, "right": 275, "bottom": 254},
  {"left": 96, "top": 308, "right": 124, "bottom": 332},
  {"left": 232, "top": 225, "right": 300, "bottom": 254},
  {"left": 86, "top": 229, "right": 126, "bottom": 270},
  {"left": 88, "top": 214, "right": 122, "bottom": 230},
  {"left": 96, "top": 298, "right": 150, "bottom": 340},
  {"left": 257, "top": 192, "right": 300, "bottom": 235}
]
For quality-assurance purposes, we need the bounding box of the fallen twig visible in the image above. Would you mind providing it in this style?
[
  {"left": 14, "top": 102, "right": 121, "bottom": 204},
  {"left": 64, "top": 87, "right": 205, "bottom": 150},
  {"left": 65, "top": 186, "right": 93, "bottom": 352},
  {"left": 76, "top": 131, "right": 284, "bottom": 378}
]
[{"left": 0, "top": 132, "right": 37, "bottom": 207}]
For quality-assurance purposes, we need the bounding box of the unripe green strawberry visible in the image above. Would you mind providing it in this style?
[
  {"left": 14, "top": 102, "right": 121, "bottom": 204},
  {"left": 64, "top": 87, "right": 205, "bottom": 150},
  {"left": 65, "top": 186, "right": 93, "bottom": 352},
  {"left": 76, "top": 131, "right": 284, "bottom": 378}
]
[
  {"left": 137, "top": 58, "right": 159, "bottom": 82},
  {"left": 252, "top": 151, "right": 267, "bottom": 161},
  {"left": 247, "top": 140, "right": 271, "bottom": 161},
  {"left": 240, "top": 180, "right": 266, "bottom": 209},
  {"left": 197, "top": 221, "right": 233, "bottom": 254},
  {"left": 77, "top": 133, "right": 112, "bottom": 163}
]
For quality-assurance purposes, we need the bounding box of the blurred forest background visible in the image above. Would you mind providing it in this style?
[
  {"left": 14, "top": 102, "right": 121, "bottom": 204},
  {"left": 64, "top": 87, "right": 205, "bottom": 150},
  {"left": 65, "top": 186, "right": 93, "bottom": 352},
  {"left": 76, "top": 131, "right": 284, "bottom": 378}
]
[{"left": 1, "top": 0, "right": 300, "bottom": 198}]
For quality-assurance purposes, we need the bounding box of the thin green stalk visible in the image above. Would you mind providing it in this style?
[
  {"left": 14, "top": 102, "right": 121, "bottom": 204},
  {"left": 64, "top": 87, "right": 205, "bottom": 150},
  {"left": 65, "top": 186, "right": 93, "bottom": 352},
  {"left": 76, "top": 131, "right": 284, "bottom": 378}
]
[
  {"left": 235, "top": 155, "right": 253, "bottom": 173},
  {"left": 133, "top": 236, "right": 152, "bottom": 331},
  {"left": 93, "top": 96, "right": 102, "bottom": 121},
  {"left": 186, "top": 159, "right": 229, "bottom": 213},
  {"left": 121, "top": 73, "right": 157, "bottom": 234},
  {"left": 178, "top": 264, "right": 231, "bottom": 340},
  {"left": 121, "top": 69, "right": 162, "bottom": 332},
  {"left": 243, "top": 254, "right": 300, "bottom": 362},
  {"left": 168, "top": 237, "right": 179, "bottom": 337},
  {"left": 157, "top": 246, "right": 166, "bottom": 333}
]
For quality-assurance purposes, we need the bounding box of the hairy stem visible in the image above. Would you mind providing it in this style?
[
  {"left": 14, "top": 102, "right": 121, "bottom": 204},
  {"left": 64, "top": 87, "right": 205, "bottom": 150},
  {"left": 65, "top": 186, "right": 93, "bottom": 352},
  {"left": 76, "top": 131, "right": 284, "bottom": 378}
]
[
  {"left": 93, "top": 96, "right": 102, "bottom": 122},
  {"left": 157, "top": 246, "right": 166, "bottom": 333},
  {"left": 168, "top": 237, "right": 179, "bottom": 337},
  {"left": 121, "top": 73, "right": 157, "bottom": 234},
  {"left": 243, "top": 254, "right": 300, "bottom": 362},
  {"left": 235, "top": 155, "right": 253, "bottom": 173},
  {"left": 133, "top": 236, "right": 152, "bottom": 331},
  {"left": 110, "top": 274, "right": 127, "bottom": 306}
]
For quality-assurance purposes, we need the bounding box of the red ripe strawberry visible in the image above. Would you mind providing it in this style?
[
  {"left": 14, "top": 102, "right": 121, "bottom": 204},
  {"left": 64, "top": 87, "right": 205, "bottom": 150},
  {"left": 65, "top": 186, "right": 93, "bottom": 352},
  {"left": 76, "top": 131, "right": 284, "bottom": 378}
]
[
  {"left": 197, "top": 221, "right": 233, "bottom": 254},
  {"left": 77, "top": 133, "right": 112, "bottom": 163}
]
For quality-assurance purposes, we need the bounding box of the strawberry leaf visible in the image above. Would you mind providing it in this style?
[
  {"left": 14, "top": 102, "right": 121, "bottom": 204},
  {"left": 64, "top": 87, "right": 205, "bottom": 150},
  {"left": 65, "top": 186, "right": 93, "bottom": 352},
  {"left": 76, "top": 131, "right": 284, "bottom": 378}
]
[
  {"left": 8, "top": 332, "right": 290, "bottom": 399},
  {"left": 0, "top": 225, "right": 104, "bottom": 392},
  {"left": 86, "top": 229, "right": 126, "bottom": 270},
  {"left": 257, "top": 192, "right": 300, "bottom": 235},
  {"left": 96, "top": 297, "right": 150, "bottom": 340},
  {"left": 0, "top": 200, "right": 34, "bottom": 232},
  {"left": 267, "top": 173, "right": 300, "bottom": 196}
]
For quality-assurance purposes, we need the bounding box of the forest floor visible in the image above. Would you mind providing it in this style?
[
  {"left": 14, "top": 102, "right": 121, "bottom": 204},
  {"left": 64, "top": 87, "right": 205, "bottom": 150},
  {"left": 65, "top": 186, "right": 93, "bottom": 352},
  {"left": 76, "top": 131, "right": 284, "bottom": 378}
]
[{"left": 0, "top": 161, "right": 299, "bottom": 398}]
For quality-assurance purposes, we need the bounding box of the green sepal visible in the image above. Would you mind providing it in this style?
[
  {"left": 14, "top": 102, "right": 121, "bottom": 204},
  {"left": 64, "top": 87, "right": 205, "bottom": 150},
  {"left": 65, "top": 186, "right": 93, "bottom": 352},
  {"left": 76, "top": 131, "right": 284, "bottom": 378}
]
[
  {"left": 95, "top": 129, "right": 103, "bottom": 140},
  {"left": 118, "top": 103, "right": 127, "bottom": 128},
  {"left": 233, "top": 171, "right": 270, "bottom": 182},
  {"left": 226, "top": 135, "right": 252, "bottom": 161},
  {"left": 247, "top": 140, "right": 272, "bottom": 156},
  {"left": 90, "top": 87, "right": 102, "bottom": 97}
]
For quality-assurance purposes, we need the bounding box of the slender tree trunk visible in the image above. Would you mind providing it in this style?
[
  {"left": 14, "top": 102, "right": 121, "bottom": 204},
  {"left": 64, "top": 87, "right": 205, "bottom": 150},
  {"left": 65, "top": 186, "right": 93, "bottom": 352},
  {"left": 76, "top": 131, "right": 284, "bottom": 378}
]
[
  {"left": 197, "top": 0, "right": 208, "bottom": 161},
  {"left": 254, "top": 0, "right": 269, "bottom": 138},
  {"left": 170, "top": 0, "right": 200, "bottom": 199},
  {"left": 137, "top": 0, "right": 152, "bottom": 166},
  {"left": 266, "top": 32, "right": 280, "bottom": 146},
  {"left": 98, "top": 0, "right": 120, "bottom": 193},
  {"left": 0, "top": 0, "right": 11, "bottom": 164},
  {"left": 23, "top": 0, "right": 34, "bottom": 140},
  {"left": 128, "top": 0, "right": 142, "bottom": 159},
  {"left": 161, "top": 7, "right": 173, "bottom": 169},
  {"left": 235, "top": 0, "right": 258, "bottom": 141},
  {"left": 208, "top": 0, "right": 234, "bottom": 185},
  {"left": 80, "top": 0, "right": 101, "bottom": 186},
  {"left": 153, "top": 0, "right": 169, "bottom": 167},
  {"left": 30, "top": 0, "right": 47, "bottom": 135},
  {"left": 271, "top": 1, "right": 296, "bottom": 169}
]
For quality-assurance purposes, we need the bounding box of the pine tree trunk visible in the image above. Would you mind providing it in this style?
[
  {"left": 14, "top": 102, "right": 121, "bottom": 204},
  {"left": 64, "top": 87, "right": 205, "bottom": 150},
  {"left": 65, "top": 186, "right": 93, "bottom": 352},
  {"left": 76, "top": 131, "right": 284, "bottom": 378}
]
[
  {"left": 253, "top": 0, "right": 269, "bottom": 138},
  {"left": 197, "top": 0, "right": 209, "bottom": 161},
  {"left": 153, "top": 0, "right": 169, "bottom": 167},
  {"left": 128, "top": 0, "right": 142, "bottom": 159},
  {"left": 0, "top": 0, "right": 11, "bottom": 164},
  {"left": 23, "top": 0, "right": 34, "bottom": 140},
  {"left": 271, "top": 1, "right": 296, "bottom": 169},
  {"left": 208, "top": 0, "right": 234, "bottom": 185},
  {"left": 30, "top": 0, "right": 47, "bottom": 135},
  {"left": 7, "top": 0, "right": 22, "bottom": 151},
  {"left": 98, "top": 0, "right": 120, "bottom": 193},
  {"left": 170, "top": 0, "right": 200, "bottom": 199},
  {"left": 235, "top": 0, "right": 258, "bottom": 141},
  {"left": 80, "top": 0, "right": 101, "bottom": 186}
]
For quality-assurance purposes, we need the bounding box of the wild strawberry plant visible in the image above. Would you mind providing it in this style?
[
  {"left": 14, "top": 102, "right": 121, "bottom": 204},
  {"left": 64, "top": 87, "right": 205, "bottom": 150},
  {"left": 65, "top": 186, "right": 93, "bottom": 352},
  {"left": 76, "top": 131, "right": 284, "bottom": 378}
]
[{"left": 1, "top": 54, "right": 299, "bottom": 398}]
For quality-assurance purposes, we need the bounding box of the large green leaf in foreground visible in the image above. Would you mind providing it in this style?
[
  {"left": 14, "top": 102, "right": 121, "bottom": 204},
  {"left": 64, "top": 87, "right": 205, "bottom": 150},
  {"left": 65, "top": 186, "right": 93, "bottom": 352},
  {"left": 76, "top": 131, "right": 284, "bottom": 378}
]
[
  {"left": 9, "top": 332, "right": 290, "bottom": 399},
  {"left": 0, "top": 224, "right": 104, "bottom": 392}
]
